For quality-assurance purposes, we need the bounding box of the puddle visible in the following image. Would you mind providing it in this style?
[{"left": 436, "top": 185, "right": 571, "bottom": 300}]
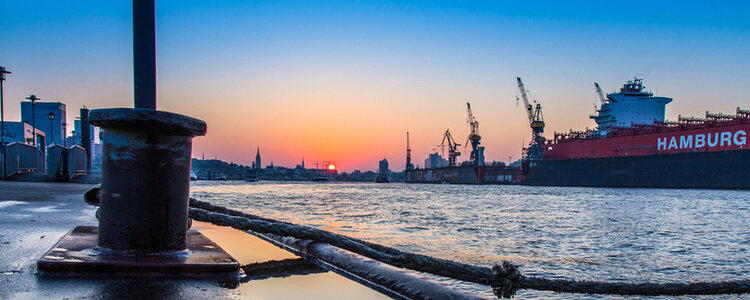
[
  {"left": 1, "top": 270, "right": 20, "bottom": 275},
  {"left": 0, "top": 201, "right": 28, "bottom": 210},
  {"left": 24, "top": 205, "right": 69, "bottom": 213}
]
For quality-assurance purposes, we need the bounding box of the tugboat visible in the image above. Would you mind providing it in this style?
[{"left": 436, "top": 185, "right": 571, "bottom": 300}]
[
  {"left": 312, "top": 176, "right": 329, "bottom": 182},
  {"left": 374, "top": 174, "right": 389, "bottom": 183},
  {"left": 375, "top": 158, "right": 390, "bottom": 183},
  {"left": 245, "top": 169, "right": 258, "bottom": 182}
]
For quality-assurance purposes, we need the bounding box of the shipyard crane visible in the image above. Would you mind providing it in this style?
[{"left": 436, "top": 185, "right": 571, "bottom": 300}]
[
  {"left": 405, "top": 132, "right": 414, "bottom": 171},
  {"left": 440, "top": 129, "right": 461, "bottom": 166},
  {"left": 465, "top": 102, "right": 482, "bottom": 166},
  {"left": 516, "top": 77, "right": 545, "bottom": 160}
]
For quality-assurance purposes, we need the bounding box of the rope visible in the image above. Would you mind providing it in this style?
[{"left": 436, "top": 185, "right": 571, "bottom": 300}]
[
  {"left": 518, "top": 277, "right": 750, "bottom": 296},
  {"left": 188, "top": 198, "right": 750, "bottom": 298},
  {"left": 240, "top": 258, "right": 325, "bottom": 282},
  {"left": 188, "top": 204, "right": 492, "bottom": 284}
]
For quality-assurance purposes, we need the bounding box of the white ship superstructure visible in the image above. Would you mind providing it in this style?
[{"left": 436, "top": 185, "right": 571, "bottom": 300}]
[{"left": 590, "top": 78, "right": 672, "bottom": 134}]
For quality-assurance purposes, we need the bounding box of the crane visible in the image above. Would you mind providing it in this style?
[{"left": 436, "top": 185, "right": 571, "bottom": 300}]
[
  {"left": 516, "top": 77, "right": 545, "bottom": 160},
  {"left": 465, "top": 102, "right": 481, "bottom": 166},
  {"left": 594, "top": 82, "right": 607, "bottom": 105},
  {"left": 405, "top": 131, "right": 414, "bottom": 171},
  {"left": 439, "top": 129, "right": 461, "bottom": 167}
]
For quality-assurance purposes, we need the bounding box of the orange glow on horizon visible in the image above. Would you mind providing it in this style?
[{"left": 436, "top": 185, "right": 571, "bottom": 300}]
[{"left": 328, "top": 164, "right": 336, "bottom": 171}]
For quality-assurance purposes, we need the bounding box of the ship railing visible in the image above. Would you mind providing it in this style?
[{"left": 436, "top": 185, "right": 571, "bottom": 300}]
[
  {"left": 704, "top": 108, "right": 750, "bottom": 122},
  {"left": 677, "top": 115, "right": 711, "bottom": 124},
  {"left": 552, "top": 129, "right": 599, "bottom": 143},
  {"left": 552, "top": 108, "right": 750, "bottom": 144},
  {"left": 705, "top": 112, "right": 738, "bottom": 121},
  {"left": 736, "top": 107, "right": 749, "bottom": 117}
]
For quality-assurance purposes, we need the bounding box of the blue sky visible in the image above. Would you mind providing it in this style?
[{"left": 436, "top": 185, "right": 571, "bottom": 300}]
[{"left": 2, "top": 1, "right": 749, "bottom": 170}]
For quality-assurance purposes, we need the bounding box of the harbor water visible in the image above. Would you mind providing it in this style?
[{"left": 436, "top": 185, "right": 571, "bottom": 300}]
[{"left": 191, "top": 181, "right": 750, "bottom": 299}]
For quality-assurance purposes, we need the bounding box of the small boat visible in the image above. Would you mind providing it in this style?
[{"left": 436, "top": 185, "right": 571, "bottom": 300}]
[
  {"left": 245, "top": 170, "right": 258, "bottom": 182},
  {"left": 312, "top": 176, "right": 329, "bottom": 182},
  {"left": 190, "top": 170, "right": 198, "bottom": 181},
  {"left": 375, "top": 174, "right": 389, "bottom": 183}
]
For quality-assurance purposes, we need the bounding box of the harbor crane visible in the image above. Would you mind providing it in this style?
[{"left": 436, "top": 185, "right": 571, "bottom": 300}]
[
  {"left": 405, "top": 132, "right": 414, "bottom": 171},
  {"left": 465, "top": 102, "right": 482, "bottom": 166},
  {"left": 516, "top": 77, "right": 545, "bottom": 160},
  {"left": 439, "top": 129, "right": 461, "bottom": 167}
]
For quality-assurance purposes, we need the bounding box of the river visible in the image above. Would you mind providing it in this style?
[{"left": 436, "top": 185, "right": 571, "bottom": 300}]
[{"left": 191, "top": 181, "right": 750, "bottom": 299}]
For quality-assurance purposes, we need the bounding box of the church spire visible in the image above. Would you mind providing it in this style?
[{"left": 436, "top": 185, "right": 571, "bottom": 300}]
[{"left": 254, "top": 146, "right": 261, "bottom": 170}]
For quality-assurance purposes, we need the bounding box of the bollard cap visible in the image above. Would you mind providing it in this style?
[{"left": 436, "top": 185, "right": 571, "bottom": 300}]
[{"left": 89, "top": 108, "right": 207, "bottom": 137}]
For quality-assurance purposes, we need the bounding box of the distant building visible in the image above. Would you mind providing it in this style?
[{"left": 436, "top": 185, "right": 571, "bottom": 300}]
[
  {"left": 295, "top": 157, "right": 306, "bottom": 170},
  {"left": 1, "top": 121, "right": 46, "bottom": 146},
  {"left": 21, "top": 101, "right": 66, "bottom": 146},
  {"left": 254, "top": 147, "right": 261, "bottom": 170},
  {"left": 73, "top": 119, "right": 99, "bottom": 146},
  {"left": 378, "top": 158, "right": 389, "bottom": 176},
  {"left": 424, "top": 152, "right": 448, "bottom": 169},
  {"left": 73, "top": 119, "right": 101, "bottom": 163}
]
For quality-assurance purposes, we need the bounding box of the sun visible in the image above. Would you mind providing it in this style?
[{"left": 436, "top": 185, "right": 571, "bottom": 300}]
[{"left": 327, "top": 164, "right": 336, "bottom": 171}]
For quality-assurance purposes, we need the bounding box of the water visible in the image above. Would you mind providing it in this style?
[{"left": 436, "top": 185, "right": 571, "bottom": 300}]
[{"left": 191, "top": 181, "right": 750, "bottom": 299}]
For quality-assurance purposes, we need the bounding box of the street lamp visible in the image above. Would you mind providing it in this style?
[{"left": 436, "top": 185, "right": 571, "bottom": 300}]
[
  {"left": 26, "top": 94, "right": 39, "bottom": 147},
  {"left": 62, "top": 122, "right": 67, "bottom": 147},
  {"left": 0, "top": 66, "right": 11, "bottom": 180},
  {"left": 47, "top": 112, "right": 55, "bottom": 145}
]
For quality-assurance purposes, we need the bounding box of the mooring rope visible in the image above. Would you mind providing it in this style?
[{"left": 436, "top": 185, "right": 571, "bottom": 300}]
[
  {"left": 188, "top": 198, "right": 750, "bottom": 298},
  {"left": 240, "top": 258, "right": 325, "bottom": 282},
  {"left": 188, "top": 204, "right": 492, "bottom": 284}
]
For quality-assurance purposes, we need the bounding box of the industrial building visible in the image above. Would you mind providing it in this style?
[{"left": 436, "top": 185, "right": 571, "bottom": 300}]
[{"left": 0, "top": 121, "right": 46, "bottom": 146}]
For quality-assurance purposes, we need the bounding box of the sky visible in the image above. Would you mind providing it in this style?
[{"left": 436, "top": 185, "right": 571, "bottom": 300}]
[{"left": 2, "top": 1, "right": 749, "bottom": 172}]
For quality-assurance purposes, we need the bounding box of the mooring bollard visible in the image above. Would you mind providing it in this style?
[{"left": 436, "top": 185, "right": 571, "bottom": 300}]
[
  {"left": 37, "top": 1, "right": 239, "bottom": 278},
  {"left": 89, "top": 108, "right": 206, "bottom": 253}
]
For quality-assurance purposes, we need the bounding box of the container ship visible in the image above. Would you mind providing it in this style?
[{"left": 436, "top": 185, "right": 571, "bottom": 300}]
[{"left": 405, "top": 78, "right": 749, "bottom": 189}]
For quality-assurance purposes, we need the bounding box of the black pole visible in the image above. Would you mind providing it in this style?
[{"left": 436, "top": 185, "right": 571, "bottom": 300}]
[
  {"left": 31, "top": 100, "right": 36, "bottom": 146},
  {"left": 133, "top": 0, "right": 157, "bottom": 110},
  {"left": 0, "top": 66, "right": 8, "bottom": 180},
  {"left": 80, "top": 108, "right": 91, "bottom": 174},
  {"left": 26, "top": 95, "right": 41, "bottom": 174},
  {"left": 62, "top": 122, "right": 67, "bottom": 146}
]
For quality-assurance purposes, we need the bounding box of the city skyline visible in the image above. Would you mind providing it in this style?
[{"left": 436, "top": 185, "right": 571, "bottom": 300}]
[{"left": 2, "top": 1, "right": 749, "bottom": 171}]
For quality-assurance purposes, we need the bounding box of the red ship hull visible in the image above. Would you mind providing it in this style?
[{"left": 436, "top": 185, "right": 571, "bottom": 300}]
[{"left": 546, "top": 122, "right": 749, "bottom": 160}]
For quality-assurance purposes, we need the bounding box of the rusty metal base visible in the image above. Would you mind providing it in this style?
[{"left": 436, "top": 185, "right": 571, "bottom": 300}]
[{"left": 37, "top": 226, "right": 241, "bottom": 279}]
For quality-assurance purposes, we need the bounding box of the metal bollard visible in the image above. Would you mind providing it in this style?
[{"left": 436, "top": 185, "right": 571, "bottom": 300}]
[{"left": 89, "top": 108, "right": 206, "bottom": 254}]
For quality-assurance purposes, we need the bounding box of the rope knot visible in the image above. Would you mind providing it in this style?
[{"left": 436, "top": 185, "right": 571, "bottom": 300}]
[{"left": 491, "top": 261, "right": 521, "bottom": 298}]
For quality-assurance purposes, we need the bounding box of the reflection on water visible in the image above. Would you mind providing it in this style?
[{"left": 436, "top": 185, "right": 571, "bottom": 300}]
[{"left": 191, "top": 181, "right": 750, "bottom": 299}]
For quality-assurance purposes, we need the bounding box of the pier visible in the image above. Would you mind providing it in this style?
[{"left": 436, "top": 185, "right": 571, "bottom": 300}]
[{"left": 0, "top": 181, "right": 389, "bottom": 299}]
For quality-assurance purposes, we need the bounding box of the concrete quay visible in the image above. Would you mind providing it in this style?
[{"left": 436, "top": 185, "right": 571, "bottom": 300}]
[{"left": 0, "top": 181, "right": 387, "bottom": 299}]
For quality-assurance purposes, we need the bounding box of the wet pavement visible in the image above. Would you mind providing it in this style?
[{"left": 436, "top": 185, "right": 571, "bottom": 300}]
[{"left": 0, "top": 181, "right": 387, "bottom": 299}]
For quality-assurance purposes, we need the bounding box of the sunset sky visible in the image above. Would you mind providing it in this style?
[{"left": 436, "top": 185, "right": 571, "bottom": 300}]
[{"left": 2, "top": 1, "right": 749, "bottom": 171}]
